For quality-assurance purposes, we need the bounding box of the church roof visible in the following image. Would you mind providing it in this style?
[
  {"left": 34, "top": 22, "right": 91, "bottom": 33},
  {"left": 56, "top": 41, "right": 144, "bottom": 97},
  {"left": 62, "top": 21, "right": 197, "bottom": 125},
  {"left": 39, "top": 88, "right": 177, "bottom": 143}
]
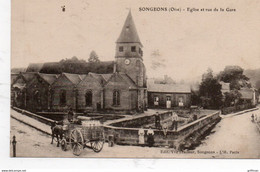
[
  {"left": 38, "top": 73, "right": 59, "bottom": 85},
  {"left": 62, "top": 73, "right": 84, "bottom": 85},
  {"left": 21, "top": 72, "right": 37, "bottom": 82},
  {"left": 116, "top": 11, "right": 142, "bottom": 46},
  {"left": 88, "top": 72, "right": 113, "bottom": 84},
  {"left": 39, "top": 61, "right": 114, "bottom": 74},
  {"left": 105, "top": 72, "right": 137, "bottom": 89}
]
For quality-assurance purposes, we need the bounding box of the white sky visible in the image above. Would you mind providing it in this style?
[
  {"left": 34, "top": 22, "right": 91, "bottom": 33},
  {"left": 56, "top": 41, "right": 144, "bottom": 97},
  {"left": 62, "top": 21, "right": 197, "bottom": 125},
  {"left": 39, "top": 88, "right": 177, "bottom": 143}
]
[{"left": 11, "top": 0, "right": 260, "bottom": 82}]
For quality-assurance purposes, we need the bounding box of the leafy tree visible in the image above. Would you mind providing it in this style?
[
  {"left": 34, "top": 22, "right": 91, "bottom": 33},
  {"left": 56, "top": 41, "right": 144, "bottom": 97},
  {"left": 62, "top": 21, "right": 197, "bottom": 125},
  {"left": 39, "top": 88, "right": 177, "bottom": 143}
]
[
  {"left": 191, "top": 90, "right": 201, "bottom": 106},
  {"left": 88, "top": 51, "right": 100, "bottom": 63},
  {"left": 199, "top": 68, "right": 222, "bottom": 109},
  {"left": 218, "top": 66, "right": 250, "bottom": 90},
  {"left": 223, "top": 90, "right": 241, "bottom": 107}
]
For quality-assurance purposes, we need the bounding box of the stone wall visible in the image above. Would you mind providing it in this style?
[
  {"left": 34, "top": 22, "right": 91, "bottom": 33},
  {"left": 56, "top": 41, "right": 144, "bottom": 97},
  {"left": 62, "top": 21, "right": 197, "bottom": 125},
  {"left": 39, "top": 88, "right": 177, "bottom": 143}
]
[{"left": 104, "top": 111, "right": 220, "bottom": 149}]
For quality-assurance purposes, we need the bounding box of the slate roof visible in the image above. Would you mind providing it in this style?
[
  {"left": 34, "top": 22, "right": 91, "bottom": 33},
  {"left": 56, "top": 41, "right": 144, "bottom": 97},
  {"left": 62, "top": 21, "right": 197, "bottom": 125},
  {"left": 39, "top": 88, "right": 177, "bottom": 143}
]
[
  {"left": 62, "top": 73, "right": 84, "bottom": 85},
  {"left": 105, "top": 72, "right": 137, "bottom": 89},
  {"left": 11, "top": 74, "right": 19, "bottom": 84},
  {"left": 88, "top": 72, "right": 113, "bottom": 85},
  {"left": 38, "top": 73, "right": 59, "bottom": 85},
  {"left": 21, "top": 72, "right": 37, "bottom": 82},
  {"left": 39, "top": 61, "right": 114, "bottom": 74},
  {"left": 147, "top": 81, "right": 191, "bottom": 93},
  {"left": 116, "top": 11, "right": 142, "bottom": 46}
]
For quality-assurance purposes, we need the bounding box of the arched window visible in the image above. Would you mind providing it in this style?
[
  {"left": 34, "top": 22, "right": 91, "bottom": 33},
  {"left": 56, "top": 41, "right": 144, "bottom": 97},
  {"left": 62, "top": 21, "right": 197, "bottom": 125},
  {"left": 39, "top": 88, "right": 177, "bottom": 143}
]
[
  {"left": 113, "top": 90, "right": 120, "bottom": 106},
  {"left": 85, "top": 91, "right": 92, "bottom": 107},
  {"left": 60, "top": 89, "right": 66, "bottom": 106}
]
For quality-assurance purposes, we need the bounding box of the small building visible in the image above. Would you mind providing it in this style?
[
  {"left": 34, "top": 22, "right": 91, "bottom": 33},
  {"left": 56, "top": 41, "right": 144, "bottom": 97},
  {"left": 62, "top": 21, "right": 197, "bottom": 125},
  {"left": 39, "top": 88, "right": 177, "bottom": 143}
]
[
  {"left": 239, "top": 87, "right": 258, "bottom": 106},
  {"left": 26, "top": 73, "right": 58, "bottom": 112},
  {"left": 147, "top": 80, "right": 191, "bottom": 109},
  {"left": 51, "top": 73, "right": 86, "bottom": 111},
  {"left": 220, "top": 81, "right": 230, "bottom": 95}
]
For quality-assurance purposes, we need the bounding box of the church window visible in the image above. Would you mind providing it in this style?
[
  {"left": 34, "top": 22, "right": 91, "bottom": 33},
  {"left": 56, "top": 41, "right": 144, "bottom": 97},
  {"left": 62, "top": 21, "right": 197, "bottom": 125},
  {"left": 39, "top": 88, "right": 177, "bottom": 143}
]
[
  {"left": 60, "top": 89, "right": 66, "bottom": 106},
  {"left": 85, "top": 90, "right": 92, "bottom": 107},
  {"left": 119, "top": 46, "right": 124, "bottom": 52},
  {"left": 131, "top": 46, "right": 136, "bottom": 52},
  {"left": 113, "top": 90, "right": 120, "bottom": 106}
]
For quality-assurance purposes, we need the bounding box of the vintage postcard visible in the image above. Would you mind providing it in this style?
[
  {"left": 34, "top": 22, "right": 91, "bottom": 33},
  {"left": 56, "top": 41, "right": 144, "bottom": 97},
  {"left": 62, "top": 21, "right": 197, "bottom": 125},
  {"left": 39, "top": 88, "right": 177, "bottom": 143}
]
[{"left": 10, "top": 0, "right": 260, "bottom": 158}]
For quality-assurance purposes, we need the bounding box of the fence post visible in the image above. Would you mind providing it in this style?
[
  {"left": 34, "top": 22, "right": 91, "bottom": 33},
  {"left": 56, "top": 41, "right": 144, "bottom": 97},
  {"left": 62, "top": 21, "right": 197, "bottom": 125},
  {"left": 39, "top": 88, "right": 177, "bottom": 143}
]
[{"left": 12, "top": 135, "right": 16, "bottom": 157}]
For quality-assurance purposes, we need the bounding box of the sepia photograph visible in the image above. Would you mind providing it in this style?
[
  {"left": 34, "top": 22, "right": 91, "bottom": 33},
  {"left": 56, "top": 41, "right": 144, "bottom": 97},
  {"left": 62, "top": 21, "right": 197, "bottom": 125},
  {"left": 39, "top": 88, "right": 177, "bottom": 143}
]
[{"left": 9, "top": 0, "right": 260, "bottom": 159}]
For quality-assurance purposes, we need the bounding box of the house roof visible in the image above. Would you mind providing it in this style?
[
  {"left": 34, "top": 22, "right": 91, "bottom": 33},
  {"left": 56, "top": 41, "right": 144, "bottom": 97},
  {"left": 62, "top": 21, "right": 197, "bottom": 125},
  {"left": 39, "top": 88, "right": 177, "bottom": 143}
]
[
  {"left": 147, "top": 81, "right": 191, "bottom": 93},
  {"left": 88, "top": 72, "right": 113, "bottom": 84},
  {"left": 116, "top": 11, "right": 142, "bottom": 46},
  {"left": 239, "top": 88, "right": 253, "bottom": 100},
  {"left": 38, "top": 73, "right": 59, "bottom": 85}
]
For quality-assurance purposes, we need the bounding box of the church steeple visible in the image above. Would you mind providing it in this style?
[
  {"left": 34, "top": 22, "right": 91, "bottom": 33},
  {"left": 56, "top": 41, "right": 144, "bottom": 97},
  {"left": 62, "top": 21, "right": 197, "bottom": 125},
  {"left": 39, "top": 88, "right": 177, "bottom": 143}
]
[
  {"left": 115, "top": 11, "right": 145, "bottom": 87},
  {"left": 116, "top": 11, "right": 142, "bottom": 46},
  {"left": 115, "top": 11, "right": 143, "bottom": 59}
]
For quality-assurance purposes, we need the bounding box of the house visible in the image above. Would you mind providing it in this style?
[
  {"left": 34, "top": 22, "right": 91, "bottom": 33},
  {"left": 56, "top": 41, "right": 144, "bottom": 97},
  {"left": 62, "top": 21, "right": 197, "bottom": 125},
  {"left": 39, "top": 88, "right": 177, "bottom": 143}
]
[
  {"left": 26, "top": 73, "right": 58, "bottom": 112},
  {"left": 147, "top": 79, "right": 191, "bottom": 109},
  {"left": 220, "top": 81, "right": 230, "bottom": 95},
  {"left": 239, "top": 87, "right": 258, "bottom": 106}
]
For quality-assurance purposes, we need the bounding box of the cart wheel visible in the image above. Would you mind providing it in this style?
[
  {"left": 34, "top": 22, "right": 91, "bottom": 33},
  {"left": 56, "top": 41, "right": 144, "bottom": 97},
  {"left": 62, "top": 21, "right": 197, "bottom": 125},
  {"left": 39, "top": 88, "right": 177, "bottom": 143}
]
[
  {"left": 70, "top": 129, "right": 84, "bottom": 156},
  {"left": 60, "top": 138, "right": 67, "bottom": 151},
  {"left": 91, "top": 139, "right": 104, "bottom": 153}
]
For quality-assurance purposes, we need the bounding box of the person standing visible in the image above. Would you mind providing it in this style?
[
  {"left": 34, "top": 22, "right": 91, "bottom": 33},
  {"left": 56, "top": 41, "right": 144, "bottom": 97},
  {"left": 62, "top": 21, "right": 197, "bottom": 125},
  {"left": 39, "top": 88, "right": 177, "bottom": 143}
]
[
  {"left": 162, "top": 122, "right": 168, "bottom": 138},
  {"left": 138, "top": 127, "right": 145, "bottom": 146},
  {"left": 68, "top": 108, "right": 74, "bottom": 122},
  {"left": 251, "top": 114, "right": 255, "bottom": 122},
  {"left": 147, "top": 127, "right": 155, "bottom": 147},
  {"left": 171, "top": 112, "right": 179, "bottom": 131},
  {"left": 155, "top": 112, "right": 161, "bottom": 129}
]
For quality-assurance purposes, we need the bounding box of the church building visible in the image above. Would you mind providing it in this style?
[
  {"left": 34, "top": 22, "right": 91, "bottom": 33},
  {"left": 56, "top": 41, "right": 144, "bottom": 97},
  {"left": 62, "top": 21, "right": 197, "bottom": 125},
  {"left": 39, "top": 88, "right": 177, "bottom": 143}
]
[{"left": 11, "top": 11, "right": 148, "bottom": 114}]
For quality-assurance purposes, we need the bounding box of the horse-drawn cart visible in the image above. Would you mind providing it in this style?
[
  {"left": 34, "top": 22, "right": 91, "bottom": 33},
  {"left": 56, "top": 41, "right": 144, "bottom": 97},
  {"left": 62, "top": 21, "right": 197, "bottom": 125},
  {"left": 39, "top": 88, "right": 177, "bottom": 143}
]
[{"left": 60, "top": 121, "right": 105, "bottom": 156}]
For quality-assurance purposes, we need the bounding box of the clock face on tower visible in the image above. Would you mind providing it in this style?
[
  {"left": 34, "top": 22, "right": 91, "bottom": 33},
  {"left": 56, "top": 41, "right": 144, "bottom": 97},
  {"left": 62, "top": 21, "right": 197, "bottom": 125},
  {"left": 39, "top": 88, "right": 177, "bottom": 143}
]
[{"left": 124, "top": 59, "right": 130, "bottom": 65}]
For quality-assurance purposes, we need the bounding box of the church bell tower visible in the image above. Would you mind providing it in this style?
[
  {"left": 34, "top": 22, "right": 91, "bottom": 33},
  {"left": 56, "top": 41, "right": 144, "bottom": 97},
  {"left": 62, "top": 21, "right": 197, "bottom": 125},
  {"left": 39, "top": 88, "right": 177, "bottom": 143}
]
[{"left": 115, "top": 11, "right": 146, "bottom": 88}]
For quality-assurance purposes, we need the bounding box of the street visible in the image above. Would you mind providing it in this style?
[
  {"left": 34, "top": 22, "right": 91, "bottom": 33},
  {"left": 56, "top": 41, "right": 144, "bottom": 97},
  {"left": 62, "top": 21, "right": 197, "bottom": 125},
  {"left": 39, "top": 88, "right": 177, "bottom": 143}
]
[{"left": 10, "top": 108, "right": 260, "bottom": 158}]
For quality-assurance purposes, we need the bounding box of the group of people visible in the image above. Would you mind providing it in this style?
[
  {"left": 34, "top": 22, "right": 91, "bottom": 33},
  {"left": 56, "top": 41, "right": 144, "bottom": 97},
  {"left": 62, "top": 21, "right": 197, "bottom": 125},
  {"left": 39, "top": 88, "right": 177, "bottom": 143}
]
[{"left": 138, "top": 111, "right": 180, "bottom": 147}]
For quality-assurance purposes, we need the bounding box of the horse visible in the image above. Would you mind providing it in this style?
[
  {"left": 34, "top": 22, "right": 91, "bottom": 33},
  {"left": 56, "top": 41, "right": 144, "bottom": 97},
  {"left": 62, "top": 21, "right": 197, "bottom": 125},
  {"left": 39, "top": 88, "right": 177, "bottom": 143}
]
[{"left": 51, "top": 121, "right": 64, "bottom": 147}]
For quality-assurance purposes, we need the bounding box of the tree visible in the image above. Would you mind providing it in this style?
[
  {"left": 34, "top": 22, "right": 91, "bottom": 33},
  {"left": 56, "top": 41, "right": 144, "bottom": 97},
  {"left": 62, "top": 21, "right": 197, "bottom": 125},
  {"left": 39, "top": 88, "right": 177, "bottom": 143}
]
[
  {"left": 199, "top": 68, "right": 222, "bottom": 109},
  {"left": 223, "top": 90, "right": 241, "bottom": 107},
  {"left": 88, "top": 51, "right": 100, "bottom": 63},
  {"left": 218, "top": 66, "right": 250, "bottom": 90}
]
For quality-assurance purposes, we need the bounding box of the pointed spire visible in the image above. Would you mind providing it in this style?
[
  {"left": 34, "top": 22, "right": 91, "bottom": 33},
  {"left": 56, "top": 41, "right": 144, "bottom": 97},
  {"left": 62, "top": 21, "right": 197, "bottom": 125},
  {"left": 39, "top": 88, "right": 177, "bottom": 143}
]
[{"left": 116, "top": 11, "right": 142, "bottom": 46}]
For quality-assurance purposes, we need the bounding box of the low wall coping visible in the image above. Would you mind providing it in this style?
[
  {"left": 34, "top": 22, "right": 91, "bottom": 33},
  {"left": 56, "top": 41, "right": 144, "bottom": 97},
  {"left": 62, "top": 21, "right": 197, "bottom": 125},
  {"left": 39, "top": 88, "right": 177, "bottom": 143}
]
[{"left": 104, "top": 111, "right": 220, "bottom": 134}]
